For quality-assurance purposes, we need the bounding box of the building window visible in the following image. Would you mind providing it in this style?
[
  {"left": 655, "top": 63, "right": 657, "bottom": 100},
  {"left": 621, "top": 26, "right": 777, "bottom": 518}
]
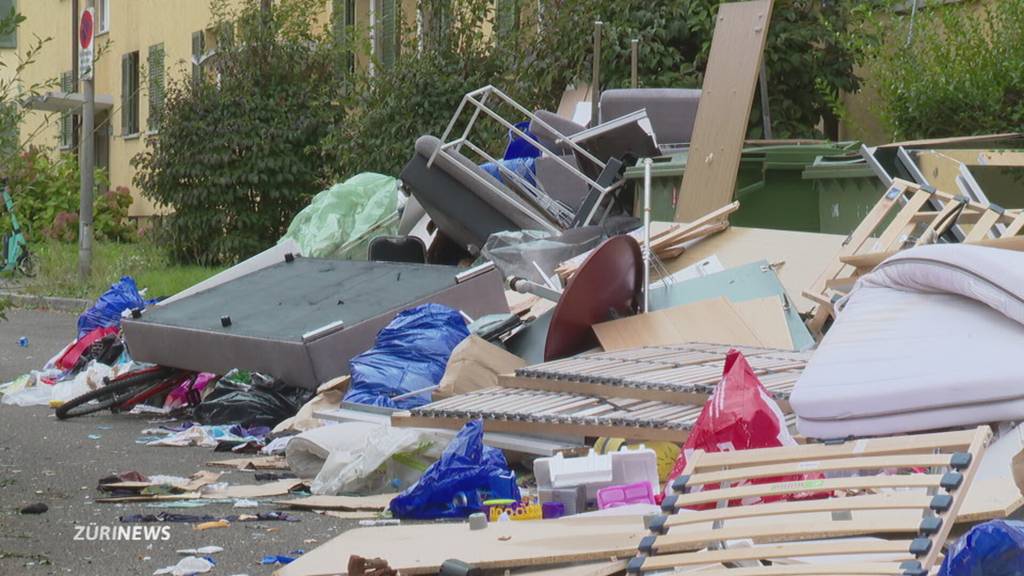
[
  {"left": 332, "top": 0, "right": 356, "bottom": 72},
  {"left": 147, "top": 43, "right": 164, "bottom": 132},
  {"left": 97, "top": 0, "right": 110, "bottom": 34},
  {"left": 376, "top": 0, "right": 398, "bottom": 69},
  {"left": 121, "top": 51, "right": 139, "bottom": 136},
  {"left": 0, "top": 0, "right": 17, "bottom": 49},
  {"left": 59, "top": 71, "right": 77, "bottom": 150}
]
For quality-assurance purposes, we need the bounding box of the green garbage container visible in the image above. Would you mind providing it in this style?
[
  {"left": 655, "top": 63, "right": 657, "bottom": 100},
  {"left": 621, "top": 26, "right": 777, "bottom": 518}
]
[
  {"left": 802, "top": 156, "right": 885, "bottom": 235},
  {"left": 623, "top": 142, "right": 868, "bottom": 233},
  {"left": 623, "top": 151, "right": 763, "bottom": 222}
]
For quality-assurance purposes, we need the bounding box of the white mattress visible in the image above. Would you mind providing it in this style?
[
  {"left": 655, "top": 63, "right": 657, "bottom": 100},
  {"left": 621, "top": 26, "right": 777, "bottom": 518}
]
[{"left": 792, "top": 244, "right": 1024, "bottom": 438}]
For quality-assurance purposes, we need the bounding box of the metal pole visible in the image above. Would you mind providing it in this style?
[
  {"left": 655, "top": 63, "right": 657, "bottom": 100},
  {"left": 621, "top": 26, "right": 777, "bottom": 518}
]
[
  {"left": 643, "top": 158, "right": 652, "bottom": 313},
  {"left": 591, "top": 21, "right": 602, "bottom": 126},
  {"left": 78, "top": 0, "right": 95, "bottom": 281},
  {"left": 631, "top": 38, "right": 638, "bottom": 88}
]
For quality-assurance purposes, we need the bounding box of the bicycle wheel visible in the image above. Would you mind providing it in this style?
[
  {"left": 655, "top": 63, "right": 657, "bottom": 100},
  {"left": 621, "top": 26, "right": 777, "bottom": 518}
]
[
  {"left": 55, "top": 366, "right": 177, "bottom": 420},
  {"left": 16, "top": 251, "right": 35, "bottom": 277}
]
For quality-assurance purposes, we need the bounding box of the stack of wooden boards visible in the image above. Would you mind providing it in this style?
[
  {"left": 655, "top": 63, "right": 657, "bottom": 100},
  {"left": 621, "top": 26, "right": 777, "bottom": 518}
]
[
  {"left": 276, "top": 427, "right": 991, "bottom": 576},
  {"left": 391, "top": 343, "right": 808, "bottom": 442}
]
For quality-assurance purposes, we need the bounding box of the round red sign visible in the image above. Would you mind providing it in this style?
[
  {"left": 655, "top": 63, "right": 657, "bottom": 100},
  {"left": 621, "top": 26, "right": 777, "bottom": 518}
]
[{"left": 80, "top": 10, "right": 93, "bottom": 49}]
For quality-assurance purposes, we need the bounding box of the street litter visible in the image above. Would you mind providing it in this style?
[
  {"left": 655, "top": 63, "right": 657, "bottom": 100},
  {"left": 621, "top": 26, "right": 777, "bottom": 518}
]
[
  {"left": 153, "top": 556, "right": 215, "bottom": 576},
  {"left": 176, "top": 546, "right": 224, "bottom": 555}
]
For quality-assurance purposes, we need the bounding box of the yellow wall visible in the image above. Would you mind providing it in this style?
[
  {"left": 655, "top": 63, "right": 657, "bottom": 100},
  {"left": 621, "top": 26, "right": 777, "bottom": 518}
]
[{"left": 4, "top": 0, "right": 340, "bottom": 217}]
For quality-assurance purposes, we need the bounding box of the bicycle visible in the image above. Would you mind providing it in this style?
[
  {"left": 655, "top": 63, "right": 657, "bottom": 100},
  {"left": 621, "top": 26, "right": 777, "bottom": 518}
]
[{"left": 56, "top": 366, "right": 197, "bottom": 420}]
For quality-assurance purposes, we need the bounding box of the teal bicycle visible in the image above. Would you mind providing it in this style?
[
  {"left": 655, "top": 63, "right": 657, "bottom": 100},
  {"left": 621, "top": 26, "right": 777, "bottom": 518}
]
[{"left": 1, "top": 179, "right": 35, "bottom": 277}]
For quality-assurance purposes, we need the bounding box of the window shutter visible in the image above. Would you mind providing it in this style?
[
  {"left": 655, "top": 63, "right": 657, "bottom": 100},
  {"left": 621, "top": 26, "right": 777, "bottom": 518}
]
[
  {"left": 148, "top": 44, "right": 165, "bottom": 132},
  {"left": 121, "top": 53, "right": 131, "bottom": 136},
  {"left": 191, "top": 30, "right": 205, "bottom": 84},
  {"left": 379, "top": 0, "right": 397, "bottom": 68},
  {"left": 0, "top": 0, "right": 16, "bottom": 49}
]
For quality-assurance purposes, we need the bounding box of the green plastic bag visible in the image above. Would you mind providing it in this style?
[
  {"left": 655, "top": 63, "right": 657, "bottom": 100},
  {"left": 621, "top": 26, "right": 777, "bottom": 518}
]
[{"left": 281, "top": 173, "right": 399, "bottom": 259}]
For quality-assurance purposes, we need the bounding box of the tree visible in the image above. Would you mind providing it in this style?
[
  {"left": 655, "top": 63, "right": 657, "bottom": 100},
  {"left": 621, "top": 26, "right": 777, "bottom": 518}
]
[{"left": 133, "top": 0, "right": 347, "bottom": 265}]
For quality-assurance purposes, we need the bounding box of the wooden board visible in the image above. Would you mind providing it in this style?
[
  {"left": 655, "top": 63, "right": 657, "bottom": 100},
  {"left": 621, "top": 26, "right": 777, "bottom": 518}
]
[
  {"left": 207, "top": 455, "right": 289, "bottom": 470},
  {"left": 275, "top": 494, "right": 397, "bottom": 512},
  {"left": 593, "top": 297, "right": 792, "bottom": 351},
  {"left": 593, "top": 297, "right": 761, "bottom": 351},
  {"left": 676, "top": 0, "right": 774, "bottom": 222},
  {"left": 660, "top": 226, "right": 846, "bottom": 313},
  {"left": 203, "top": 479, "right": 307, "bottom": 500},
  {"left": 275, "top": 515, "right": 650, "bottom": 576},
  {"left": 730, "top": 297, "right": 794, "bottom": 350}
]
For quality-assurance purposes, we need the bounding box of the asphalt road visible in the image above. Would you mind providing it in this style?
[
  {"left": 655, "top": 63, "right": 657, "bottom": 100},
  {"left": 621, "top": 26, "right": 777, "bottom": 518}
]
[{"left": 0, "top": 307, "right": 358, "bottom": 576}]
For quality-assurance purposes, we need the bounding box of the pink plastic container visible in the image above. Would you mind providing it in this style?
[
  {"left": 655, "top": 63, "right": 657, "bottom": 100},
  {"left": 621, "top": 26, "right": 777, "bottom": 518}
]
[{"left": 595, "top": 481, "right": 656, "bottom": 509}]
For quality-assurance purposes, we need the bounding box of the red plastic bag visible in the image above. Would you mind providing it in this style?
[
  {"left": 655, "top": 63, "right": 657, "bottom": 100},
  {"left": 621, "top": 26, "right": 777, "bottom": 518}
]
[
  {"left": 56, "top": 326, "right": 119, "bottom": 372},
  {"left": 664, "top": 349, "right": 815, "bottom": 507}
]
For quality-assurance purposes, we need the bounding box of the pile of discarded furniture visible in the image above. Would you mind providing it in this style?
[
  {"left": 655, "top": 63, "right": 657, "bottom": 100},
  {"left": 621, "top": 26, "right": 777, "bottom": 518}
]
[{"left": 13, "top": 0, "right": 1024, "bottom": 574}]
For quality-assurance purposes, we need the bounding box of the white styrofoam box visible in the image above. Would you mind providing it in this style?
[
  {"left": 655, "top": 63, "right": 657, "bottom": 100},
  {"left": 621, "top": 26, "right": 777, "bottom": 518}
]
[{"left": 534, "top": 447, "right": 659, "bottom": 502}]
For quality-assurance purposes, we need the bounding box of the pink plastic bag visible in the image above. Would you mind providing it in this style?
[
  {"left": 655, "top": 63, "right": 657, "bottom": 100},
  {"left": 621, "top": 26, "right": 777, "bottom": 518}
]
[
  {"left": 164, "top": 372, "right": 218, "bottom": 410},
  {"left": 664, "top": 350, "right": 817, "bottom": 507}
]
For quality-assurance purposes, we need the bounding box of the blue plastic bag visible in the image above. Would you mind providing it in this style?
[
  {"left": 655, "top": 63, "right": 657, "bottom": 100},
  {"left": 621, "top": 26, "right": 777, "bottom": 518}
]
[
  {"left": 389, "top": 419, "right": 519, "bottom": 519},
  {"left": 939, "top": 520, "right": 1024, "bottom": 576},
  {"left": 343, "top": 303, "right": 469, "bottom": 409},
  {"left": 480, "top": 157, "right": 537, "bottom": 188},
  {"left": 77, "top": 276, "right": 147, "bottom": 338}
]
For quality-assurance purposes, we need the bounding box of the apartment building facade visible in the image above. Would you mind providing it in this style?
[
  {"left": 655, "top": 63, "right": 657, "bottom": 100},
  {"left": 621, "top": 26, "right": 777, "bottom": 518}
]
[{"left": 0, "top": 0, "right": 416, "bottom": 217}]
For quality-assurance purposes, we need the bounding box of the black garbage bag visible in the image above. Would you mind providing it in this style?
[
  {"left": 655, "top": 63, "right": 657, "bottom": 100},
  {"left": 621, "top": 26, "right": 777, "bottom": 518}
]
[{"left": 192, "top": 370, "right": 314, "bottom": 428}]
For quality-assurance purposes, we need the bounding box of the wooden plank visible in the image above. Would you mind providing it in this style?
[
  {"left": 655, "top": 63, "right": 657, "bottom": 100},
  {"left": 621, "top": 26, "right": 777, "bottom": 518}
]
[
  {"left": 963, "top": 208, "right": 1002, "bottom": 242},
  {"left": 684, "top": 429, "right": 979, "bottom": 470},
  {"left": 207, "top": 455, "right": 289, "bottom": 470},
  {"left": 669, "top": 565, "right": 907, "bottom": 576},
  {"left": 652, "top": 517, "right": 923, "bottom": 556},
  {"left": 675, "top": 0, "right": 774, "bottom": 222},
  {"left": 686, "top": 453, "right": 956, "bottom": 486},
  {"left": 393, "top": 413, "right": 689, "bottom": 443},
  {"left": 663, "top": 493, "right": 935, "bottom": 528},
  {"left": 978, "top": 150, "right": 1024, "bottom": 166},
  {"left": 592, "top": 298, "right": 764, "bottom": 351},
  {"left": 274, "top": 515, "right": 650, "bottom": 576},
  {"left": 667, "top": 475, "right": 943, "bottom": 510},
  {"left": 274, "top": 494, "right": 397, "bottom": 511},
  {"left": 641, "top": 540, "right": 913, "bottom": 572},
  {"left": 203, "top": 479, "right": 306, "bottom": 500}
]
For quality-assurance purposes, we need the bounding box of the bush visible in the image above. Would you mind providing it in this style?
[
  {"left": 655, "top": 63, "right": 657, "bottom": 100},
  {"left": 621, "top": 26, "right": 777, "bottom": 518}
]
[
  {"left": 869, "top": 0, "right": 1024, "bottom": 139},
  {"left": 330, "top": 0, "right": 874, "bottom": 181},
  {"left": 134, "top": 0, "right": 347, "bottom": 265},
  {"left": 0, "top": 148, "right": 130, "bottom": 243}
]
